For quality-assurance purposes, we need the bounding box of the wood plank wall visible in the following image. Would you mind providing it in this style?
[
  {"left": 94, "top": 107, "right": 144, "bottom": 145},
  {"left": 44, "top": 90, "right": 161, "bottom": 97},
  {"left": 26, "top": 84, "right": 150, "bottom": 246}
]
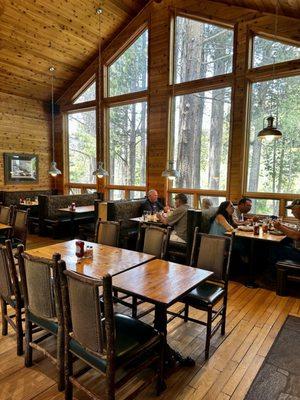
[
  {"left": 0, "top": 92, "right": 52, "bottom": 191},
  {"left": 56, "top": 0, "right": 300, "bottom": 202}
]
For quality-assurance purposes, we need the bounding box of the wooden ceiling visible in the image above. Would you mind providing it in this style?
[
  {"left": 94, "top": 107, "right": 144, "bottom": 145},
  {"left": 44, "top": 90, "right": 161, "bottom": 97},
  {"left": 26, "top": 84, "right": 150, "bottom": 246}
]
[
  {"left": 0, "top": 0, "right": 147, "bottom": 101},
  {"left": 0, "top": 0, "right": 298, "bottom": 102}
]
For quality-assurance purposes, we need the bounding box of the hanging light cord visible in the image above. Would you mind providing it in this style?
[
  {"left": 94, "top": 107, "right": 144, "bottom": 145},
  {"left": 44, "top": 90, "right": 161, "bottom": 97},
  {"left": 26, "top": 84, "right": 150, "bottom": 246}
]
[
  {"left": 272, "top": 0, "right": 279, "bottom": 125},
  {"left": 51, "top": 67, "right": 55, "bottom": 163}
]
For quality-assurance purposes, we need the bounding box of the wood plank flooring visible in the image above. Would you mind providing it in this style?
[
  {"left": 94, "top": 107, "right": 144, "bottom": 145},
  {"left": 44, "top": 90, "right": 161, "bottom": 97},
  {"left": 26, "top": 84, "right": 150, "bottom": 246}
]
[{"left": 0, "top": 234, "right": 299, "bottom": 400}]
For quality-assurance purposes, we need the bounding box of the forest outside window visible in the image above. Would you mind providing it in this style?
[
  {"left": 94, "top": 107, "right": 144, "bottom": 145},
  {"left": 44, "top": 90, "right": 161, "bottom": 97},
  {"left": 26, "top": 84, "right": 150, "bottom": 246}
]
[
  {"left": 108, "top": 101, "right": 147, "bottom": 186},
  {"left": 247, "top": 76, "right": 300, "bottom": 196},
  {"left": 67, "top": 109, "right": 96, "bottom": 184},
  {"left": 174, "top": 16, "right": 233, "bottom": 84},
  {"left": 252, "top": 36, "right": 300, "bottom": 68},
  {"left": 173, "top": 87, "right": 231, "bottom": 190},
  {"left": 73, "top": 82, "right": 96, "bottom": 103},
  {"left": 108, "top": 29, "right": 148, "bottom": 97}
]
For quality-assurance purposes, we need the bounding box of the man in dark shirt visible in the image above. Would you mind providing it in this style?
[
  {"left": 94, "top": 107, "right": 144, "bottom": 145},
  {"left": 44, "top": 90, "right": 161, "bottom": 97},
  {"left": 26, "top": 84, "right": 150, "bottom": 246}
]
[{"left": 141, "top": 189, "right": 164, "bottom": 214}]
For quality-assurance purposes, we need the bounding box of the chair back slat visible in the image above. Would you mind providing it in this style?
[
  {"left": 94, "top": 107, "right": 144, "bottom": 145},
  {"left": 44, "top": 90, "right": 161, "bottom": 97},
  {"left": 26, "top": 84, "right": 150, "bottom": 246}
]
[
  {"left": 65, "top": 271, "right": 105, "bottom": 354},
  {"left": 0, "top": 246, "right": 13, "bottom": 299},
  {"left": 23, "top": 258, "right": 56, "bottom": 318},
  {"left": 141, "top": 225, "right": 171, "bottom": 259},
  {"left": 0, "top": 206, "right": 13, "bottom": 225},
  {"left": 191, "top": 229, "right": 232, "bottom": 282},
  {"left": 95, "top": 220, "right": 120, "bottom": 247},
  {"left": 13, "top": 209, "right": 29, "bottom": 245}
]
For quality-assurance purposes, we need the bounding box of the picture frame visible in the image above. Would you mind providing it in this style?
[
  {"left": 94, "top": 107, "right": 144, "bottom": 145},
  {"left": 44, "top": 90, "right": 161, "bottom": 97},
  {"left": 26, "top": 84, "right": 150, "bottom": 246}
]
[{"left": 4, "top": 153, "right": 39, "bottom": 184}]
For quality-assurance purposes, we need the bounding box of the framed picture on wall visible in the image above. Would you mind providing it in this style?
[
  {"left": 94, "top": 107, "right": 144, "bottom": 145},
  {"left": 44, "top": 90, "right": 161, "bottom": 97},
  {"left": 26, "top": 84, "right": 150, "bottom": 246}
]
[{"left": 4, "top": 153, "right": 39, "bottom": 184}]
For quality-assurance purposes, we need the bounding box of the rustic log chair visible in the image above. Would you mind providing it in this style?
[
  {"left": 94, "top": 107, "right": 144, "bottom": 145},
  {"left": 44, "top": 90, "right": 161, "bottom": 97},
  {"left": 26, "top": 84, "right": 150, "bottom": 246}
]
[
  {"left": 0, "top": 240, "right": 24, "bottom": 355},
  {"left": 0, "top": 205, "right": 15, "bottom": 243},
  {"left": 11, "top": 209, "right": 29, "bottom": 249},
  {"left": 118, "top": 224, "right": 171, "bottom": 319},
  {"left": 95, "top": 219, "right": 121, "bottom": 247},
  {"left": 276, "top": 259, "right": 300, "bottom": 296},
  {"left": 58, "top": 262, "right": 165, "bottom": 400},
  {"left": 167, "top": 228, "right": 233, "bottom": 360},
  {"left": 17, "top": 245, "right": 65, "bottom": 391}
]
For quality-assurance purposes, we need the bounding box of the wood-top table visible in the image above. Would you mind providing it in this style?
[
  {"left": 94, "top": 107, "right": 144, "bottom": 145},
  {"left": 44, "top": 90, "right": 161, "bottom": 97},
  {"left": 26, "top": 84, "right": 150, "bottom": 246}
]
[
  {"left": 0, "top": 223, "right": 12, "bottom": 231},
  {"left": 113, "top": 258, "right": 212, "bottom": 365},
  {"left": 58, "top": 205, "right": 95, "bottom": 238},
  {"left": 226, "top": 228, "right": 286, "bottom": 288},
  {"left": 25, "top": 239, "right": 155, "bottom": 279}
]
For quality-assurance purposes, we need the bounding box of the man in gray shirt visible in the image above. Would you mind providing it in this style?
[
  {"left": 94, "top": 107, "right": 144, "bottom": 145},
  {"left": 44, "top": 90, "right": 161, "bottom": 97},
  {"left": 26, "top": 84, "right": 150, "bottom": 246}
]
[{"left": 157, "top": 193, "right": 189, "bottom": 242}]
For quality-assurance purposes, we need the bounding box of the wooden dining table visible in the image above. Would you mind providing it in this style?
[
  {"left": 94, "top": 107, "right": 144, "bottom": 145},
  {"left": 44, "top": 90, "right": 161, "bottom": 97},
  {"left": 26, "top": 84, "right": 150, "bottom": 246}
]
[
  {"left": 25, "top": 239, "right": 155, "bottom": 278},
  {"left": 58, "top": 205, "right": 95, "bottom": 238},
  {"left": 226, "top": 227, "right": 286, "bottom": 288},
  {"left": 113, "top": 258, "right": 212, "bottom": 366},
  {"left": 0, "top": 223, "right": 12, "bottom": 231}
]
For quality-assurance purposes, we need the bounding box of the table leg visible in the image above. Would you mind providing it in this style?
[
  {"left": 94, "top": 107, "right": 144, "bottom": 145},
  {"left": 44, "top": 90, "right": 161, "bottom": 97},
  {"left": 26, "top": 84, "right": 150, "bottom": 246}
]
[
  {"left": 154, "top": 304, "right": 195, "bottom": 368},
  {"left": 245, "top": 238, "right": 259, "bottom": 288}
]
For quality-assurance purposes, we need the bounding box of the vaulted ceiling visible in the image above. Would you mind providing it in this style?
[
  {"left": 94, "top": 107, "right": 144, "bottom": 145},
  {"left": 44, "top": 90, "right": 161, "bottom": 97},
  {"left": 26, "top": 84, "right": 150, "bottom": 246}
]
[
  {"left": 0, "top": 0, "right": 299, "bottom": 102},
  {"left": 0, "top": 0, "right": 147, "bottom": 101}
]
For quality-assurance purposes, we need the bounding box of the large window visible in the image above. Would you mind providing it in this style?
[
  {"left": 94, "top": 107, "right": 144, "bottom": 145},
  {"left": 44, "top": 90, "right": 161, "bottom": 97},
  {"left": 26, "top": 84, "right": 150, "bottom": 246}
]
[
  {"left": 108, "top": 102, "right": 147, "bottom": 186},
  {"left": 108, "top": 29, "right": 148, "bottom": 97},
  {"left": 67, "top": 110, "right": 96, "bottom": 184},
  {"left": 175, "top": 16, "right": 233, "bottom": 83},
  {"left": 73, "top": 82, "right": 96, "bottom": 103},
  {"left": 173, "top": 87, "right": 231, "bottom": 190},
  {"left": 247, "top": 76, "right": 300, "bottom": 195},
  {"left": 252, "top": 36, "right": 300, "bottom": 68}
]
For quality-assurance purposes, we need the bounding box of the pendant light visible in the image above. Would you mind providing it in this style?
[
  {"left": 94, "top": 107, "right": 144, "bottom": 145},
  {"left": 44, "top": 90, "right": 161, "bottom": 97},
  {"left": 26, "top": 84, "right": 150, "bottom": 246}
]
[
  {"left": 162, "top": 3, "right": 179, "bottom": 180},
  {"left": 48, "top": 66, "right": 62, "bottom": 177},
  {"left": 257, "top": 0, "right": 282, "bottom": 142},
  {"left": 92, "top": 5, "right": 109, "bottom": 179}
]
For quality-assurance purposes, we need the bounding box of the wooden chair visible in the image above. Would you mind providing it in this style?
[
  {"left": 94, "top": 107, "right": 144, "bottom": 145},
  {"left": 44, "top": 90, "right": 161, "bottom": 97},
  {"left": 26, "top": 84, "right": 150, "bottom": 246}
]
[
  {"left": 11, "top": 209, "right": 29, "bottom": 249},
  {"left": 59, "top": 263, "right": 165, "bottom": 400},
  {"left": 17, "top": 245, "right": 65, "bottom": 391},
  {"left": 168, "top": 228, "right": 233, "bottom": 359},
  {"left": 276, "top": 259, "right": 300, "bottom": 296},
  {"left": 0, "top": 205, "right": 15, "bottom": 225},
  {"left": 95, "top": 219, "right": 121, "bottom": 247},
  {"left": 119, "top": 224, "right": 171, "bottom": 319},
  {"left": 0, "top": 205, "right": 15, "bottom": 243},
  {"left": 0, "top": 240, "right": 24, "bottom": 355}
]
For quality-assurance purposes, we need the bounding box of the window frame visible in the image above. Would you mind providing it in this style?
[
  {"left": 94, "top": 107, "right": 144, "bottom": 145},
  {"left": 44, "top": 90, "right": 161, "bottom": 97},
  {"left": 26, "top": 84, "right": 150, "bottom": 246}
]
[
  {"left": 243, "top": 32, "right": 300, "bottom": 217},
  {"left": 167, "top": 12, "right": 234, "bottom": 204},
  {"left": 103, "top": 24, "right": 150, "bottom": 200}
]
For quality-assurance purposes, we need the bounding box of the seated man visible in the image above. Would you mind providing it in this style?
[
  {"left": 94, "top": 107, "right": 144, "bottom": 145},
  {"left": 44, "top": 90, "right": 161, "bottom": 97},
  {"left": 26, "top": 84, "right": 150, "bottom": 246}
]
[
  {"left": 273, "top": 199, "right": 300, "bottom": 263},
  {"left": 157, "top": 193, "right": 189, "bottom": 243},
  {"left": 141, "top": 189, "right": 164, "bottom": 214},
  {"left": 232, "top": 197, "right": 253, "bottom": 225}
]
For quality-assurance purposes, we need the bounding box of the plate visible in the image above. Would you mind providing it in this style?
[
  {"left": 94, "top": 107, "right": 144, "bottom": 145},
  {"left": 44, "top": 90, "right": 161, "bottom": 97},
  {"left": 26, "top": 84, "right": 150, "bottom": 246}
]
[
  {"left": 269, "top": 230, "right": 284, "bottom": 236},
  {"left": 238, "top": 226, "right": 253, "bottom": 232}
]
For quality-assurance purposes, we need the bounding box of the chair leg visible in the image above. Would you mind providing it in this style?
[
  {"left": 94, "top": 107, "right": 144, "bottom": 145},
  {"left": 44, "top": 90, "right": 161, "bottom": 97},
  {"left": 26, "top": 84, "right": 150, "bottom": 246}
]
[
  {"left": 184, "top": 303, "right": 189, "bottom": 322},
  {"left": 15, "top": 305, "right": 23, "bottom": 356},
  {"left": 1, "top": 297, "right": 8, "bottom": 336},
  {"left": 205, "top": 306, "right": 213, "bottom": 360},
  {"left": 132, "top": 296, "right": 137, "bottom": 318},
  {"left": 221, "top": 298, "right": 227, "bottom": 336},
  {"left": 57, "top": 326, "right": 65, "bottom": 391},
  {"left": 65, "top": 351, "right": 73, "bottom": 400},
  {"left": 25, "top": 318, "right": 33, "bottom": 367},
  {"left": 277, "top": 267, "right": 287, "bottom": 296}
]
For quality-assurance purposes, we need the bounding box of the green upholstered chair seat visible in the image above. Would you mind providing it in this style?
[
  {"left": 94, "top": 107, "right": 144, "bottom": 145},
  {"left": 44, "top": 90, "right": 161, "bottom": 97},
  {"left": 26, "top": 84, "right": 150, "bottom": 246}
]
[
  {"left": 70, "top": 313, "right": 158, "bottom": 373},
  {"left": 28, "top": 311, "right": 58, "bottom": 334},
  {"left": 184, "top": 282, "right": 224, "bottom": 307}
]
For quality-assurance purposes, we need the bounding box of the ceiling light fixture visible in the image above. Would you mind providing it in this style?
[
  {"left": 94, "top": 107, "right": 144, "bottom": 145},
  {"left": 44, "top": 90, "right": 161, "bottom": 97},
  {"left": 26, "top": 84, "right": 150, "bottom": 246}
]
[
  {"left": 257, "top": 0, "right": 282, "bottom": 142},
  {"left": 48, "top": 66, "right": 62, "bottom": 177},
  {"left": 92, "top": 5, "right": 109, "bottom": 179}
]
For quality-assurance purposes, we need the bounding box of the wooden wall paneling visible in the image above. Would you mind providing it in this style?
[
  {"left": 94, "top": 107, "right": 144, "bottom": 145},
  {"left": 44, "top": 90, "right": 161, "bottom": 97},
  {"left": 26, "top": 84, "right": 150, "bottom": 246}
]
[{"left": 0, "top": 92, "right": 51, "bottom": 191}]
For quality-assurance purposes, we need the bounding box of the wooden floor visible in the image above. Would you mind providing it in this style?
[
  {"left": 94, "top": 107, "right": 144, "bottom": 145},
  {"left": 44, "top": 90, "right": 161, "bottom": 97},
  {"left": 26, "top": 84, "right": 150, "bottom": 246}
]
[{"left": 1, "top": 234, "right": 299, "bottom": 400}]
